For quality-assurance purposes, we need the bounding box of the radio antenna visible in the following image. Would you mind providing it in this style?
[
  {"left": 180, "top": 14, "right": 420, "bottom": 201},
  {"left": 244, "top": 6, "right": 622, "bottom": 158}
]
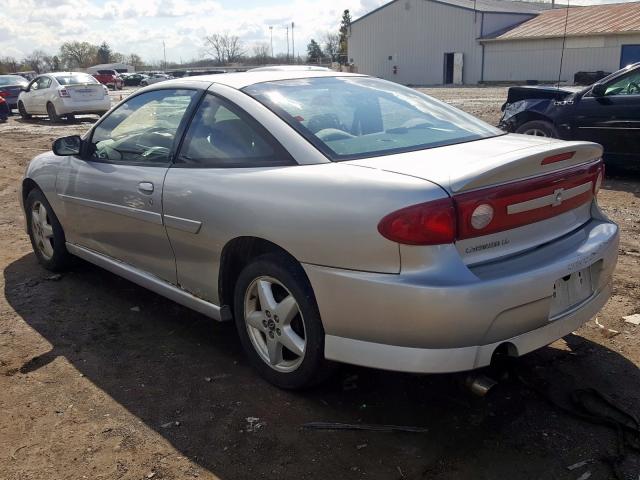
[{"left": 557, "top": 0, "right": 570, "bottom": 88}]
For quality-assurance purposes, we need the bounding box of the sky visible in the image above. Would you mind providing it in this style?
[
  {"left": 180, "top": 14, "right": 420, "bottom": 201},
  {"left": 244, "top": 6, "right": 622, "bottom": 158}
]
[{"left": 0, "top": 0, "right": 637, "bottom": 64}]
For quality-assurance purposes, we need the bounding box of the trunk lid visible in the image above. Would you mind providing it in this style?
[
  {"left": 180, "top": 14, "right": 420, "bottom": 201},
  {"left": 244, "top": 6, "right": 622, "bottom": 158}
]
[
  {"left": 346, "top": 134, "right": 603, "bottom": 264},
  {"left": 65, "top": 83, "right": 105, "bottom": 101}
]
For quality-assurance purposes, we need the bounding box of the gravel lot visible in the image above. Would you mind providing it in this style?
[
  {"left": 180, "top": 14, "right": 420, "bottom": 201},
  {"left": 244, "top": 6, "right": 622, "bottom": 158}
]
[{"left": 0, "top": 86, "right": 639, "bottom": 480}]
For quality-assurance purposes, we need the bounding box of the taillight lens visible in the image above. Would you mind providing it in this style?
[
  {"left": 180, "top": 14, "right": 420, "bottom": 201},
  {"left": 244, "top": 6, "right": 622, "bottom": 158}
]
[
  {"left": 455, "top": 161, "right": 602, "bottom": 240},
  {"left": 0, "top": 90, "right": 8, "bottom": 98},
  {"left": 58, "top": 88, "right": 70, "bottom": 98},
  {"left": 377, "top": 198, "right": 456, "bottom": 245},
  {"left": 379, "top": 160, "right": 603, "bottom": 245}
]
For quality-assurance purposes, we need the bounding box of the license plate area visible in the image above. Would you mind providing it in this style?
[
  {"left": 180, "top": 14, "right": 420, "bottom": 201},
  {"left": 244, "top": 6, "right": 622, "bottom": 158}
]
[{"left": 549, "top": 266, "right": 594, "bottom": 319}]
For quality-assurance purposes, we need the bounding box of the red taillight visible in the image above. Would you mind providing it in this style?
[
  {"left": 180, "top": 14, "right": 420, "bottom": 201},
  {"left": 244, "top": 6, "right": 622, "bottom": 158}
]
[
  {"left": 0, "top": 90, "right": 8, "bottom": 98},
  {"left": 378, "top": 198, "right": 456, "bottom": 245},
  {"left": 379, "top": 160, "right": 603, "bottom": 245},
  {"left": 455, "top": 161, "right": 602, "bottom": 240},
  {"left": 58, "top": 88, "right": 70, "bottom": 98}
]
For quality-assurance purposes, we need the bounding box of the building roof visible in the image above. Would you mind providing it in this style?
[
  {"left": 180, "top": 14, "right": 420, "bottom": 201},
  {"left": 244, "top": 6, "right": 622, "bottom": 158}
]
[
  {"left": 484, "top": 1, "right": 640, "bottom": 40},
  {"left": 352, "top": 0, "right": 549, "bottom": 25}
]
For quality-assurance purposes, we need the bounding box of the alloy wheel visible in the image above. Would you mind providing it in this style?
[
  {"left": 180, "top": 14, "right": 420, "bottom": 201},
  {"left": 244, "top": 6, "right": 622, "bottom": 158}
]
[
  {"left": 522, "top": 128, "right": 548, "bottom": 137},
  {"left": 30, "top": 201, "right": 55, "bottom": 260},
  {"left": 244, "top": 276, "right": 306, "bottom": 372}
]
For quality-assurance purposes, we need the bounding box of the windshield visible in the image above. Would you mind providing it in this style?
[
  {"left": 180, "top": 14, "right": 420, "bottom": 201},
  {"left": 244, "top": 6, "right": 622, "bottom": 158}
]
[
  {"left": 243, "top": 76, "right": 502, "bottom": 160},
  {"left": 55, "top": 73, "right": 98, "bottom": 85},
  {"left": 0, "top": 75, "right": 28, "bottom": 86}
]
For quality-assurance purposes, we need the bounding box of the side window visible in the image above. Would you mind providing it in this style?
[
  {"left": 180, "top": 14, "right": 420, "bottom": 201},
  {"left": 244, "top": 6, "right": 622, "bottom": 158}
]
[
  {"left": 28, "top": 78, "right": 40, "bottom": 91},
  {"left": 605, "top": 70, "right": 640, "bottom": 96},
  {"left": 38, "top": 77, "right": 52, "bottom": 89},
  {"left": 178, "top": 94, "right": 294, "bottom": 168},
  {"left": 90, "top": 89, "right": 198, "bottom": 165}
]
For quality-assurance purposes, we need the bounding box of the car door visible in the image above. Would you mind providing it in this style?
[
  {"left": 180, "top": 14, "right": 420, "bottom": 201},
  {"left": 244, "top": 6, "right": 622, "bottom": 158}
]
[
  {"left": 56, "top": 88, "right": 201, "bottom": 283},
  {"left": 162, "top": 92, "right": 296, "bottom": 303},
  {"left": 572, "top": 67, "right": 640, "bottom": 163},
  {"left": 23, "top": 77, "right": 43, "bottom": 112},
  {"left": 33, "top": 76, "right": 52, "bottom": 113}
]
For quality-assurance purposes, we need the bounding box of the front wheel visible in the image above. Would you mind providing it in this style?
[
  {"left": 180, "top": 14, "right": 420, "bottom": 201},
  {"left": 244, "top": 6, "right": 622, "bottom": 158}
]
[
  {"left": 18, "top": 101, "right": 31, "bottom": 119},
  {"left": 233, "top": 252, "right": 333, "bottom": 389},
  {"left": 516, "top": 120, "right": 558, "bottom": 138},
  {"left": 25, "top": 189, "right": 72, "bottom": 271}
]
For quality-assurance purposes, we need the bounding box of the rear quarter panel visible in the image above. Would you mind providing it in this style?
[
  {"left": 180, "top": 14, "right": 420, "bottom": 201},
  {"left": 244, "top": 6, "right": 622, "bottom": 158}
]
[{"left": 162, "top": 162, "right": 448, "bottom": 303}]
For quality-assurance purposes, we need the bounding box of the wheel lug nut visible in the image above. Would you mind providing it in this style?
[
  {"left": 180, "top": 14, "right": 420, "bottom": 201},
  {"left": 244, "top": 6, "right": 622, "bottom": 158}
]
[
  {"left": 269, "top": 331, "right": 275, "bottom": 338},
  {"left": 276, "top": 328, "right": 281, "bottom": 336},
  {"left": 265, "top": 311, "right": 271, "bottom": 318},
  {"left": 274, "top": 315, "right": 279, "bottom": 323},
  {"left": 262, "top": 320, "right": 268, "bottom": 327}
]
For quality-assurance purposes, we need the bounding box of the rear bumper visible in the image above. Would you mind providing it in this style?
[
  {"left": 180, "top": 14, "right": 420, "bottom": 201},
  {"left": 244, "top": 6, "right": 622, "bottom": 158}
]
[
  {"left": 323, "top": 281, "right": 611, "bottom": 373},
  {"left": 55, "top": 98, "right": 111, "bottom": 115},
  {"left": 304, "top": 209, "right": 618, "bottom": 373}
]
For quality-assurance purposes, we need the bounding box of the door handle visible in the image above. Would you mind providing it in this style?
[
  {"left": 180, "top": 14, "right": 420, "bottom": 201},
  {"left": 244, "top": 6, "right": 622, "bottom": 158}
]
[{"left": 138, "top": 182, "right": 154, "bottom": 194}]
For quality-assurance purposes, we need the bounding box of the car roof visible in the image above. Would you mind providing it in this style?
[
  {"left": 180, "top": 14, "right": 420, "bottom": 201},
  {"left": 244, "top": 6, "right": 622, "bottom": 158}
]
[
  {"left": 159, "top": 70, "right": 364, "bottom": 90},
  {"left": 247, "top": 65, "right": 331, "bottom": 72}
]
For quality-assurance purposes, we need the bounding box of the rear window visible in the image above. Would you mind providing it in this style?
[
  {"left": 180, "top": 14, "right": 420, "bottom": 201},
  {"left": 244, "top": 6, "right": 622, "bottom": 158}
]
[
  {"left": 0, "top": 75, "right": 28, "bottom": 86},
  {"left": 97, "top": 70, "right": 116, "bottom": 75},
  {"left": 243, "top": 76, "right": 502, "bottom": 161},
  {"left": 55, "top": 74, "right": 99, "bottom": 85}
]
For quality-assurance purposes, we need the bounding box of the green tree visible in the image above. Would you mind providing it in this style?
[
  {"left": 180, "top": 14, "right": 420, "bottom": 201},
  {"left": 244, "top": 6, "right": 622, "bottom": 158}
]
[
  {"left": 338, "top": 9, "right": 352, "bottom": 64},
  {"left": 60, "top": 41, "right": 98, "bottom": 68},
  {"left": 97, "top": 42, "right": 112, "bottom": 64},
  {"left": 306, "top": 39, "right": 323, "bottom": 63}
]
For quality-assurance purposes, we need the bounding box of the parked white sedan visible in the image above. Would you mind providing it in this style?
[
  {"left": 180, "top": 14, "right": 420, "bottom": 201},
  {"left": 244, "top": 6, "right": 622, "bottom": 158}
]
[{"left": 17, "top": 72, "right": 111, "bottom": 122}]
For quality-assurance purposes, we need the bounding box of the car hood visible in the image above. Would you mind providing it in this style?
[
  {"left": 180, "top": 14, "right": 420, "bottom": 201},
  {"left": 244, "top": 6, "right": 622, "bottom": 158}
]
[
  {"left": 343, "top": 133, "right": 602, "bottom": 193},
  {"left": 505, "top": 85, "right": 584, "bottom": 104}
]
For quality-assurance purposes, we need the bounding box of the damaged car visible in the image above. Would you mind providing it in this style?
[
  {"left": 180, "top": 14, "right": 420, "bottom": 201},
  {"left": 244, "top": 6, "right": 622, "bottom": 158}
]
[{"left": 499, "top": 62, "right": 640, "bottom": 167}]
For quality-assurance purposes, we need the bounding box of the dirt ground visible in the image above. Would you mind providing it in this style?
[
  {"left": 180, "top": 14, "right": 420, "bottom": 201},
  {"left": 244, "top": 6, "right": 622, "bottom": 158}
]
[{"left": 1, "top": 87, "right": 639, "bottom": 480}]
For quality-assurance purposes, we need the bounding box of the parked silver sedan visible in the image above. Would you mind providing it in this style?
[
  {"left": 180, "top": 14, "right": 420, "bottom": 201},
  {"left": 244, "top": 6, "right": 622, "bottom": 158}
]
[{"left": 20, "top": 71, "right": 618, "bottom": 389}]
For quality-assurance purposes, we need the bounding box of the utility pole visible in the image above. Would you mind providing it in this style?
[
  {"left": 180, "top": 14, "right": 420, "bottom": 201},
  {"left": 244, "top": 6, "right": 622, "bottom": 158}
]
[
  {"left": 163, "top": 40, "right": 167, "bottom": 71},
  {"left": 291, "top": 22, "right": 295, "bottom": 63},
  {"left": 284, "top": 25, "right": 290, "bottom": 63},
  {"left": 269, "top": 26, "right": 274, "bottom": 58}
]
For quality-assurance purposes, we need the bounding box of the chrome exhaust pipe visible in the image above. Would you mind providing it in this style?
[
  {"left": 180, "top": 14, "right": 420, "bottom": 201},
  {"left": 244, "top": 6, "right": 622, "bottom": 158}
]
[{"left": 465, "top": 374, "right": 498, "bottom": 397}]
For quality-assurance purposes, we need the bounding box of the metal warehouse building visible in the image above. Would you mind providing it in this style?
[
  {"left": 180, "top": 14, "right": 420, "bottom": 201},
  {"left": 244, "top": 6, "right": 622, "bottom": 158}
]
[{"left": 348, "top": 0, "right": 640, "bottom": 85}]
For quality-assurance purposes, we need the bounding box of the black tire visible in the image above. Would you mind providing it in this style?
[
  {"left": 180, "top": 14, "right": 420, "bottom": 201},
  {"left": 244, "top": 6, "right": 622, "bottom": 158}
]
[
  {"left": 233, "top": 252, "right": 333, "bottom": 389},
  {"left": 46, "top": 102, "right": 61, "bottom": 123},
  {"left": 25, "top": 188, "right": 72, "bottom": 271},
  {"left": 515, "top": 120, "right": 558, "bottom": 138},
  {"left": 18, "top": 101, "right": 31, "bottom": 119},
  {"left": 66, "top": 114, "right": 75, "bottom": 122}
]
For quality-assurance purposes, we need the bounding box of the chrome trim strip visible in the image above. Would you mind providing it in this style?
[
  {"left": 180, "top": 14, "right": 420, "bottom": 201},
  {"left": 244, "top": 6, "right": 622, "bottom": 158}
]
[
  {"left": 59, "top": 193, "right": 162, "bottom": 224},
  {"left": 163, "top": 214, "right": 202, "bottom": 234},
  {"left": 507, "top": 182, "right": 592, "bottom": 215},
  {"left": 66, "top": 243, "right": 222, "bottom": 321}
]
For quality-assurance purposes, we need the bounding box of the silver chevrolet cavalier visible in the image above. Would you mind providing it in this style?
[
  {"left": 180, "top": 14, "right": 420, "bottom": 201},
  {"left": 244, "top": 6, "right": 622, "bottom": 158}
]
[{"left": 20, "top": 71, "right": 618, "bottom": 389}]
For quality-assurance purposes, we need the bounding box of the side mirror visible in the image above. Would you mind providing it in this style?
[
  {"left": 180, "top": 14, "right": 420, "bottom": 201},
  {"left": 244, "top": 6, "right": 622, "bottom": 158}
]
[
  {"left": 52, "top": 135, "right": 82, "bottom": 156},
  {"left": 591, "top": 83, "right": 607, "bottom": 97}
]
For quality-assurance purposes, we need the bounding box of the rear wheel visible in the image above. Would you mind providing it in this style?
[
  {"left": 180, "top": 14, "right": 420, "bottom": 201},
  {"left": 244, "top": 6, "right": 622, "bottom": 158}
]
[
  {"left": 516, "top": 120, "right": 558, "bottom": 138},
  {"left": 25, "top": 189, "right": 72, "bottom": 271},
  {"left": 46, "top": 102, "right": 61, "bottom": 123},
  {"left": 18, "top": 101, "right": 31, "bottom": 119},
  {"left": 66, "top": 114, "right": 76, "bottom": 122},
  {"left": 233, "top": 252, "right": 333, "bottom": 389}
]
